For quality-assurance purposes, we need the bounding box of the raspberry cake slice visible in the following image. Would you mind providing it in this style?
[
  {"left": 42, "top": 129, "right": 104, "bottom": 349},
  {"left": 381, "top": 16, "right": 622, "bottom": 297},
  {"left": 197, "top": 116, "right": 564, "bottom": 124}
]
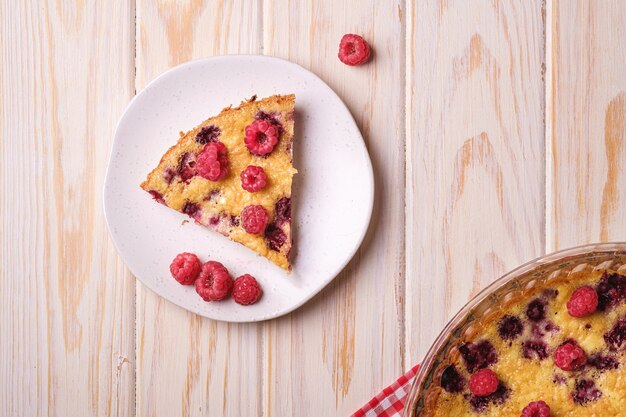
[{"left": 141, "top": 94, "right": 296, "bottom": 270}]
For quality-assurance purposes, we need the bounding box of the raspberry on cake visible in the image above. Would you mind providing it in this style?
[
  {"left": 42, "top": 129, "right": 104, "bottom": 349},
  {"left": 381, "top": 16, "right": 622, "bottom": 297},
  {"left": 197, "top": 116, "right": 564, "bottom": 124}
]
[{"left": 141, "top": 95, "right": 296, "bottom": 270}]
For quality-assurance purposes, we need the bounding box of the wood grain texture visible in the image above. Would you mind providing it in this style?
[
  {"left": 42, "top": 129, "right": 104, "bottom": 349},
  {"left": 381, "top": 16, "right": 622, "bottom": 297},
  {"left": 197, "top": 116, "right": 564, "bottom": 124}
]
[
  {"left": 135, "top": 1, "right": 264, "bottom": 416},
  {"left": 0, "top": 1, "right": 135, "bottom": 416},
  {"left": 262, "top": 1, "right": 406, "bottom": 414},
  {"left": 547, "top": 0, "right": 626, "bottom": 250},
  {"left": 405, "top": 0, "right": 546, "bottom": 362}
]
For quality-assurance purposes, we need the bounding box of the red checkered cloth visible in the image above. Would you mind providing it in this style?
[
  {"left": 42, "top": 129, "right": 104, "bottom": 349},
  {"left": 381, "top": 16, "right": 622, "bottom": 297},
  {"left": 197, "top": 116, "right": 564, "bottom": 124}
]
[{"left": 351, "top": 364, "right": 420, "bottom": 417}]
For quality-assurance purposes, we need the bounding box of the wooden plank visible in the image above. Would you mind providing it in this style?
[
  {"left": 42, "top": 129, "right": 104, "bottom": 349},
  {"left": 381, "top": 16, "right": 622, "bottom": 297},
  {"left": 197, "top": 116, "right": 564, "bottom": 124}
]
[
  {"left": 262, "top": 1, "right": 406, "bottom": 414},
  {"left": 405, "top": 0, "right": 546, "bottom": 363},
  {"left": 0, "top": 1, "right": 135, "bottom": 416},
  {"left": 134, "top": 1, "right": 264, "bottom": 416},
  {"left": 547, "top": 0, "right": 626, "bottom": 250}
]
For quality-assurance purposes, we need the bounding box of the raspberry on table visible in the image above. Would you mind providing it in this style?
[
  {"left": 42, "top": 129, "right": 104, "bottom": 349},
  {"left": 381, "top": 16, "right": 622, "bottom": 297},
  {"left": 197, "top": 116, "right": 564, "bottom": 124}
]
[
  {"left": 196, "top": 142, "right": 229, "bottom": 181},
  {"left": 567, "top": 286, "right": 599, "bottom": 317},
  {"left": 240, "top": 165, "right": 268, "bottom": 192},
  {"left": 232, "top": 274, "right": 262, "bottom": 305},
  {"left": 468, "top": 368, "right": 499, "bottom": 397},
  {"left": 338, "top": 34, "right": 371, "bottom": 66},
  {"left": 195, "top": 261, "right": 233, "bottom": 301},
  {"left": 520, "top": 400, "right": 551, "bottom": 417},
  {"left": 241, "top": 205, "right": 269, "bottom": 235},
  {"left": 553, "top": 341, "right": 587, "bottom": 371},
  {"left": 169, "top": 252, "right": 201, "bottom": 285},
  {"left": 244, "top": 119, "right": 279, "bottom": 156}
]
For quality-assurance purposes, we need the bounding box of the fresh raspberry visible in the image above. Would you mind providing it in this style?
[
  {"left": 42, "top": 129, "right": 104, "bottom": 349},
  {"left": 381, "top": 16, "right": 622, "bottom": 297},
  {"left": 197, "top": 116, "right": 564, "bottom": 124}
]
[
  {"left": 232, "top": 274, "right": 262, "bottom": 305},
  {"left": 553, "top": 341, "right": 587, "bottom": 371},
  {"left": 567, "top": 286, "right": 598, "bottom": 317},
  {"left": 338, "top": 34, "right": 371, "bottom": 66},
  {"left": 240, "top": 165, "right": 268, "bottom": 192},
  {"left": 468, "top": 368, "right": 499, "bottom": 397},
  {"left": 196, "top": 142, "right": 229, "bottom": 181},
  {"left": 169, "top": 252, "right": 201, "bottom": 285},
  {"left": 195, "top": 261, "right": 233, "bottom": 301},
  {"left": 241, "top": 205, "right": 269, "bottom": 234},
  {"left": 244, "top": 119, "right": 279, "bottom": 156},
  {"left": 521, "top": 400, "right": 551, "bottom": 417}
]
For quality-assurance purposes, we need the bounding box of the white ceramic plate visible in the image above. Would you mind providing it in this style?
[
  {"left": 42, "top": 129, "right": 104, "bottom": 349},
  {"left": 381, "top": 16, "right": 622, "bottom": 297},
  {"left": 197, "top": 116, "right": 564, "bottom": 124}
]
[{"left": 104, "top": 55, "right": 373, "bottom": 322}]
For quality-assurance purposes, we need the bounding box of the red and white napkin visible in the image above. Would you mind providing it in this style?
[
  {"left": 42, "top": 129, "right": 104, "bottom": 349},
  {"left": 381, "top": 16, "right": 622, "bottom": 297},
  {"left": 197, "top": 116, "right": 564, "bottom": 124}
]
[{"left": 351, "top": 365, "right": 420, "bottom": 417}]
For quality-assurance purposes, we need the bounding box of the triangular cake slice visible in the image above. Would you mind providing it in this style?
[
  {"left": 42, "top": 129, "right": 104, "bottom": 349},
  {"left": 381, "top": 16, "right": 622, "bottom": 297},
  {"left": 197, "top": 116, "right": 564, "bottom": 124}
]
[{"left": 141, "top": 94, "right": 296, "bottom": 270}]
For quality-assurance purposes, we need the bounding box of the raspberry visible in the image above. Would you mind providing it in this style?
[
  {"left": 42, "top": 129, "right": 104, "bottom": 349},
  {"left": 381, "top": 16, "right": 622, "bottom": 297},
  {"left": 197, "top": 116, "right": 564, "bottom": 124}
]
[
  {"left": 264, "top": 223, "right": 287, "bottom": 251},
  {"left": 274, "top": 197, "right": 291, "bottom": 224},
  {"left": 468, "top": 368, "right": 499, "bottom": 397},
  {"left": 169, "top": 252, "right": 201, "bottom": 285},
  {"left": 520, "top": 400, "right": 551, "bottom": 417},
  {"left": 182, "top": 201, "right": 201, "bottom": 219},
  {"left": 553, "top": 341, "right": 587, "bottom": 371},
  {"left": 605, "top": 316, "right": 626, "bottom": 351},
  {"left": 572, "top": 379, "right": 602, "bottom": 405},
  {"left": 338, "top": 34, "right": 371, "bottom": 66},
  {"left": 194, "top": 261, "right": 233, "bottom": 301},
  {"left": 177, "top": 152, "right": 197, "bottom": 181},
  {"left": 522, "top": 340, "right": 549, "bottom": 361},
  {"left": 240, "top": 165, "right": 268, "bottom": 192},
  {"left": 195, "top": 125, "right": 220, "bottom": 144},
  {"left": 244, "top": 119, "right": 279, "bottom": 156},
  {"left": 196, "top": 142, "right": 229, "bottom": 181},
  {"left": 567, "top": 286, "right": 599, "bottom": 317},
  {"left": 232, "top": 274, "right": 262, "bottom": 305},
  {"left": 241, "top": 205, "right": 269, "bottom": 234}
]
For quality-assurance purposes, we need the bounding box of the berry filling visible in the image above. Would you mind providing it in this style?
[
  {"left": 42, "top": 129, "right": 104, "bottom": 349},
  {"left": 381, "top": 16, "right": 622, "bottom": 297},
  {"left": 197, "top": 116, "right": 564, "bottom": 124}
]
[
  {"left": 195, "top": 261, "right": 233, "bottom": 301},
  {"left": 522, "top": 340, "right": 549, "bottom": 361},
  {"left": 177, "top": 152, "right": 197, "bottom": 181},
  {"left": 526, "top": 299, "right": 547, "bottom": 322},
  {"left": 459, "top": 340, "right": 498, "bottom": 373},
  {"left": 149, "top": 190, "right": 165, "bottom": 204},
  {"left": 196, "top": 142, "right": 229, "bottom": 181},
  {"left": 244, "top": 119, "right": 279, "bottom": 156},
  {"left": 440, "top": 365, "right": 465, "bottom": 394},
  {"left": 567, "top": 286, "right": 599, "bottom": 317},
  {"left": 241, "top": 205, "right": 269, "bottom": 235},
  {"left": 274, "top": 197, "right": 291, "bottom": 224},
  {"left": 520, "top": 400, "right": 551, "bottom": 417},
  {"left": 195, "top": 125, "right": 220, "bottom": 144},
  {"left": 264, "top": 223, "right": 287, "bottom": 251},
  {"left": 182, "top": 201, "right": 201, "bottom": 219},
  {"left": 597, "top": 273, "right": 626, "bottom": 311},
  {"left": 240, "top": 165, "right": 268, "bottom": 192},
  {"left": 587, "top": 353, "right": 619, "bottom": 371},
  {"left": 337, "top": 33, "right": 371, "bottom": 66},
  {"left": 572, "top": 379, "right": 602, "bottom": 405},
  {"left": 498, "top": 315, "right": 524, "bottom": 340},
  {"left": 466, "top": 384, "right": 509, "bottom": 413},
  {"left": 604, "top": 316, "right": 626, "bottom": 351}
]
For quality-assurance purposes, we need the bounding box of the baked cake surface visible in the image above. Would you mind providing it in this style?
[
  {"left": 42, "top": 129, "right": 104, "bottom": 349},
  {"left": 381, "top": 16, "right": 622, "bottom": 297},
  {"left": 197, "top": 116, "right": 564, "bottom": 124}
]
[
  {"left": 423, "top": 269, "right": 626, "bottom": 416},
  {"left": 141, "top": 94, "right": 296, "bottom": 270}
]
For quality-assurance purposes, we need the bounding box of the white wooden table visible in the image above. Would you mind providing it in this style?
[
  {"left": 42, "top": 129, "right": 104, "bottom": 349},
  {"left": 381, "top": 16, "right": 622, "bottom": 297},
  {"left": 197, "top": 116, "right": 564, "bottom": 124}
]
[{"left": 2, "top": 1, "right": 625, "bottom": 416}]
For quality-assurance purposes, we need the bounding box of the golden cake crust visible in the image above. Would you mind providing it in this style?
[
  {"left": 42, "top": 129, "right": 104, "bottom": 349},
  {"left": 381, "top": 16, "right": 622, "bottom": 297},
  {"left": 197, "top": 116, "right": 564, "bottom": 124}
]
[
  {"left": 420, "top": 269, "right": 626, "bottom": 417},
  {"left": 141, "top": 94, "right": 296, "bottom": 270}
]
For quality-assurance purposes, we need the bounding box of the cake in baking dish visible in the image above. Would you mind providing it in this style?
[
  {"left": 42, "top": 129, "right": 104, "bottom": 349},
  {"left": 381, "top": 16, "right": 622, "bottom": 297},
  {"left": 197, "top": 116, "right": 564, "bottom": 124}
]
[
  {"left": 141, "top": 94, "right": 296, "bottom": 270},
  {"left": 422, "top": 269, "right": 626, "bottom": 416}
]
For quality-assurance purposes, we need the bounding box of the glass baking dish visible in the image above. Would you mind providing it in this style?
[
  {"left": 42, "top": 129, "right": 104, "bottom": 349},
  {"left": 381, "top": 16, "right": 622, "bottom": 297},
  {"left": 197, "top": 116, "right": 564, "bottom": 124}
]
[{"left": 403, "top": 242, "right": 626, "bottom": 417}]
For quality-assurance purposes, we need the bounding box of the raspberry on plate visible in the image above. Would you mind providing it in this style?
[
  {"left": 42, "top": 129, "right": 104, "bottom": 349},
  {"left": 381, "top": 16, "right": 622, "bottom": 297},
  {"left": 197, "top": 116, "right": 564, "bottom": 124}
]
[
  {"left": 195, "top": 261, "right": 233, "bottom": 301},
  {"left": 567, "top": 286, "right": 598, "bottom": 317},
  {"left": 196, "top": 141, "right": 229, "bottom": 181},
  {"left": 241, "top": 205, "right": 269, "bottom": 235},
  {"left": 245, "top": 119, "right": 279, "bottom": 156},
  {"left": 232, "top": 274, "right": 262, "bottom": 305},
  {"left": 169, "top": 252, "right": 202, "bottom": 285},
  {"left": 468, "top": 368, "right": 499, "bottom": 397},
  {"left": 521, "top": 400, "right": 551, "bottom": 417},
  {"left": 338, "top": 34, "right": 371, "bottom": 66},
  {"left": 553, "top": 341, "right": 587, "bottom": 371},
  {"left": 240, "top": 165, "right": 268, "bottom": 192}
]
